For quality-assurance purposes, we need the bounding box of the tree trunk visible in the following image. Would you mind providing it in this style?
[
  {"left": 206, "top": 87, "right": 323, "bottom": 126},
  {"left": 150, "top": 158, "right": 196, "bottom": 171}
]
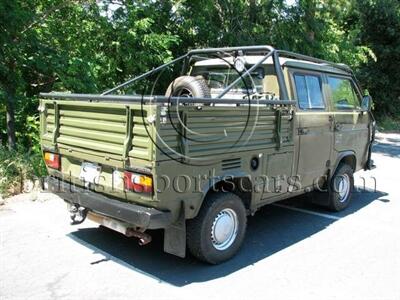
[
  {"left": 249, "top": 0, "right": 256, "bottom": 24},
  {"left": 5, "top": 88, "right": 16, "bottom": 150}
]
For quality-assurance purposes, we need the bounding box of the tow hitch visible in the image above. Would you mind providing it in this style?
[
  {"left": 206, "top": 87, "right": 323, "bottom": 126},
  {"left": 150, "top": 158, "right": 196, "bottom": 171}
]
[{"left": 69, "top": 204, "right": 88, "bottom": 225}]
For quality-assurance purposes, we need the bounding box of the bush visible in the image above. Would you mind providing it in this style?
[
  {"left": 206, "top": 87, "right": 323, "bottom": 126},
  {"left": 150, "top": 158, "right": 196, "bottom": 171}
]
[
  {"left": 377, "top": 116, "right": 400, "bottom": 133},
  {"left": 0, "top": 145, "right": 47, "bottom": 197}
]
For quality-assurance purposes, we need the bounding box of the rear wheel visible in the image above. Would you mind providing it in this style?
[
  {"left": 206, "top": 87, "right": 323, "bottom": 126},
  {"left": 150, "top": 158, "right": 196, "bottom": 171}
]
[{"left": 187, "top": 192, "right": 247, "bottom": 264}]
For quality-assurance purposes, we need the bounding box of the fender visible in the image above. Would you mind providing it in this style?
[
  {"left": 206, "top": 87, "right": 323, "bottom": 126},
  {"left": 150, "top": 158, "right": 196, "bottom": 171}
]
[
  {"left": 330, "top": 150, "right": 356, "bottom": 179},
  {"left": 200, "top": 169, "right": 249, "bottom": 195},
  {"left": 190, "top": 170, "right": 251, "bottom": 217}
]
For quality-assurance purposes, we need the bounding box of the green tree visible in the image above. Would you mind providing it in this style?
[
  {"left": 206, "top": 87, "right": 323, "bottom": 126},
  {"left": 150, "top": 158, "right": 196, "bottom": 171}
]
[
  {"left": 1, "top": 0, "right": 399, "bottom": 154},
  {"left": 356, "top": 0, "right": 400, "bottom": 117},
  {"left": 0, "top": 0, "right": 94, "bottom": 150},
  {"left": 0, "top": 0, "right": 181, "bottom": 150}
]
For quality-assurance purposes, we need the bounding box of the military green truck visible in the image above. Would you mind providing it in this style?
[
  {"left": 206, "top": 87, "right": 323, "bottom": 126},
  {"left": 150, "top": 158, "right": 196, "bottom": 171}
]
[{"left": 40, "top": 46, "right": 375, "bottom": 264}]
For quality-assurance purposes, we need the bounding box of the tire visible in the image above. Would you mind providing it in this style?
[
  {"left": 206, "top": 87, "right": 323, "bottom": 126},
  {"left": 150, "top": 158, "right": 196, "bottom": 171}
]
[
  {"left": 327, "top": 163, "right": 354, "bottom": 212},
  {"left": 187, "top": 192, "right": 247, "bottom": 264},
  {"left": 165, "top": 75, "right": 211, "bottom": 104}
]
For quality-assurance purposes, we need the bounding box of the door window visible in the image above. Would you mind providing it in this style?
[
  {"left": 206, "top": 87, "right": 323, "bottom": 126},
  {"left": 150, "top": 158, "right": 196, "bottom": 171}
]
[
  {"left": 328, "top": 76, "right": 360, "bottom": 110},
  {"left": 293, "top": 74, "right": 325, "bottom": 110}
]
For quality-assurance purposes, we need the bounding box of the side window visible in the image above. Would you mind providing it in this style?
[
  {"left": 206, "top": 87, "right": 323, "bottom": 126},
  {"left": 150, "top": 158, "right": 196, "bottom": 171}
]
[
  {"left": 294, "top": 74, "right": 325, "bottom": 110},
  {"left": 328, "top": 76, "right": 360, "bottom": 110}
]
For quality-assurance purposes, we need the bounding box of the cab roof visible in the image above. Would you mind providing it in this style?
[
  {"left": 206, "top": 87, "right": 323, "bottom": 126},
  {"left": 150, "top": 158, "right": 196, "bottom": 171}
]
[{"left": 193, "top": 56, "right": 351, "bottom": 76}]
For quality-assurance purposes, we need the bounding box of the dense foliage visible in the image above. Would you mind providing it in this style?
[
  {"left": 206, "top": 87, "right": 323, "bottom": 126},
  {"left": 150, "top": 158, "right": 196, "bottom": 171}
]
[{"left": 0, "top": 0, "right": 399, "bottom": 194}]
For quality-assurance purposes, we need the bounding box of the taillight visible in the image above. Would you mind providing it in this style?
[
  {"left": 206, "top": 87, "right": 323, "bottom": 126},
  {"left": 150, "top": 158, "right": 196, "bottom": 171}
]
[
  {"left": 44, "top": 152, "right": 60, "bottom": 170},
  {"left": 124, "top": 171, "right": 153, "bottom": 194}
]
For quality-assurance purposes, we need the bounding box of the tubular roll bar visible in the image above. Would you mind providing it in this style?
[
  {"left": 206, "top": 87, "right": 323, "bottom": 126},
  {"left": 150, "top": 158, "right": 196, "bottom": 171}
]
[
  {"left": 40, "top": 45, "right": 351, "bottom": 104},
  {"left": 100, "top": 53, "right": 189, "bottom": 96},
  {"left": 38, "top": 93, "right": 296, "bottom": 105}
]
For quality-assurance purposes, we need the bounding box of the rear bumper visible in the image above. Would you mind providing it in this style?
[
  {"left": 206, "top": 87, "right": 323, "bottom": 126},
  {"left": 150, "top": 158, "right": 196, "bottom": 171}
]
[{"left": 47, "top": 176, "right": 172, "bottom": 230}]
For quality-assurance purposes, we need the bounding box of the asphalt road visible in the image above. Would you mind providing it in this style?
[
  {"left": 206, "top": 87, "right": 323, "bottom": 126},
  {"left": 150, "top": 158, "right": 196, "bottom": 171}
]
[{"left": 1, "top": 133, "right": 399, "bottom": 300}]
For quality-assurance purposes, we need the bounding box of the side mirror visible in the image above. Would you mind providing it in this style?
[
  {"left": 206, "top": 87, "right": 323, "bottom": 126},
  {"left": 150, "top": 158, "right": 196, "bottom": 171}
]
[{"left": 361, "top": 95, "right": 372, "bottom": 111}]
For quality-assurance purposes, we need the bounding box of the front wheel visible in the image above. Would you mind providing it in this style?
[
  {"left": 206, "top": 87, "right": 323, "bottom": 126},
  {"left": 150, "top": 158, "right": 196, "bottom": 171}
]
[
  {"left": 187, "top": 192, "right": 247, "bottom": 264},
  {"left": 328, "top": 163, "right": 354, "bottom": 211}
]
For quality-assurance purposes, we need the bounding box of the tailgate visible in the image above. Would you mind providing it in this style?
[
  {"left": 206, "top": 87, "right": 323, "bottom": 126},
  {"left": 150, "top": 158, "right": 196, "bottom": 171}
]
[{"left": 40, "top": 99, "right": 156, "bottom": 171}]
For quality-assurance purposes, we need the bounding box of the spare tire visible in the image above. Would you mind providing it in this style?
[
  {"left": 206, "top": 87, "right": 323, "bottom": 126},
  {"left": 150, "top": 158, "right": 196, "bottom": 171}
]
[{"left": 165, "top": 76, "right": 211, "bottom": 104}]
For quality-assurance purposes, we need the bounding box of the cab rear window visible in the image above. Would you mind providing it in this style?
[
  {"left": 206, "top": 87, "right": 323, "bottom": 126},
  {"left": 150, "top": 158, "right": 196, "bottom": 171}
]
[{"left": 196, "top": 68, "right": 264, "bottom": 93}]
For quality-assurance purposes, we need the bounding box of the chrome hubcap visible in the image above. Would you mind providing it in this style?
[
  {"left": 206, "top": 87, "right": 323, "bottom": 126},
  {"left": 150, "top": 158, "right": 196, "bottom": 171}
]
[
  {"left": 211, "top": 208, "right": 238, "bottom": 251},
  {"left": 337, "top": 174, "right": 350, "bottom": 202}
]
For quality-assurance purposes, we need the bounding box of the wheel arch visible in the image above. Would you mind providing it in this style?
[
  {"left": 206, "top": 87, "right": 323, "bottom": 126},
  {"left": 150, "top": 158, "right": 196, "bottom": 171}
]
[
  {"left": 194, "top": 172, "right": 253, "bottom": 218},
  {"left": 331, "top": 151, "right": 357, "bottom": 178}
]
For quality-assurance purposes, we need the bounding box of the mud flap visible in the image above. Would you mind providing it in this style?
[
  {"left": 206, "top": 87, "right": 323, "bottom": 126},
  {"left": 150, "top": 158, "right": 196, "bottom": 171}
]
[
  {"left": 365, "top": 118, "right": 376, "bottom": 170},
  {"left": 308, "top": 170, "right": 330, "bottom": 207},
  {"left": 307, "top": 190, "right": 330, "bottom": 206},
  {"left": 164, "top": 202, "right": 186, "bottom": 258}
]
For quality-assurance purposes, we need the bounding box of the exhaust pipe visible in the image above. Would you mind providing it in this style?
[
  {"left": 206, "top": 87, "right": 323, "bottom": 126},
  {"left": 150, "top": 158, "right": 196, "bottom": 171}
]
[
  {"left": 126, "top": 228, "right": 152, "bottom": 245},
  {"left": 86, "top": 211, "right": 152, "bottom": 245}
]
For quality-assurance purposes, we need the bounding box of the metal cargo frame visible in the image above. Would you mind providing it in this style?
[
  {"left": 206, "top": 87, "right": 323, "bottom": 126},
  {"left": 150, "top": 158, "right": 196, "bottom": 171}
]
[{"left": 40, "top": 45, "right": 351, "bottom": 104}]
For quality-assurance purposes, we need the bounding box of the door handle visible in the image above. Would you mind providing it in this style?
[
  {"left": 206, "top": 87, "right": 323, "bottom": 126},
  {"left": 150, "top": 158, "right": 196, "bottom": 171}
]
[
  {"left": 328, "top": 115, "right": 335, "bottom": 131},
  {"left": 298, "top": 127, "right": 309, "bottom": 135}
]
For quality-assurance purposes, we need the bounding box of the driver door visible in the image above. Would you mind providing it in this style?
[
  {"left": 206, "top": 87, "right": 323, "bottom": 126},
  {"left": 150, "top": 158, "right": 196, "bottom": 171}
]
[{"left": 327, "top": 75, "right": 370, "bottom": 164}]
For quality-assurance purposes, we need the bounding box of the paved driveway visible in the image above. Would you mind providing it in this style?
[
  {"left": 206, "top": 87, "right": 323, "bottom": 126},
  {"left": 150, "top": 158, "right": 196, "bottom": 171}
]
[{"left": 1, "top": 133, "right": 399, "bottom": 300}]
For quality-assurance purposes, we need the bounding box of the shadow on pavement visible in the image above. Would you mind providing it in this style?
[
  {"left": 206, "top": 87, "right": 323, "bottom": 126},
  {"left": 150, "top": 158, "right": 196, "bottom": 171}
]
[
  {"left": 373, "top": 134, "right": 400, "bottom": 158},
  {"left": 68, "top": 188, "right": 387, "bottom": 286},
  {"left": 373, "top": 142, "right": 400, "bottom": 158}
]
